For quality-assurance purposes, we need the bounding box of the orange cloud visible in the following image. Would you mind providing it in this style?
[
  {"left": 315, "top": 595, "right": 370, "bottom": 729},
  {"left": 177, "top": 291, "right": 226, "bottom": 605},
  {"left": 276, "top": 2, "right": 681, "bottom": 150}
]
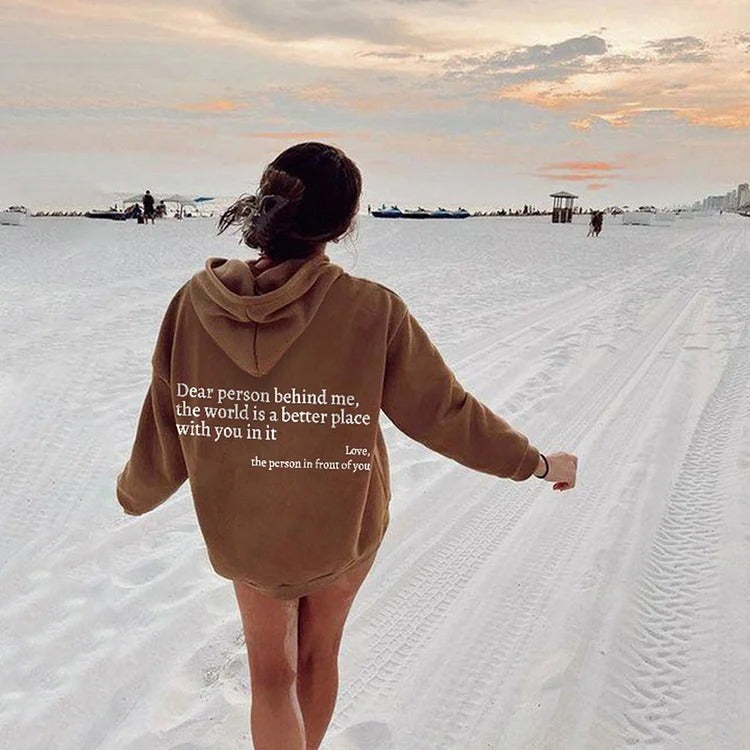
[
  {"left": 678, "top": 104, "right": 750, "bottom": 129},
  {"left": 536, "top": 161, "right": 622, "bottom": 183},
  {"left": 491, "top": 82, "right": 607, "bottom": 110},
  {"left": 570, "top": 118, "right": 592, "bottom": 130},
  {"left": 593, "top": 111, "right": 634, "bottom": 128},
  {"left": 488, "top": 42, "right": 749, "bottom": 132},
  {"left": 587, "top": 183, "right": 609, "bottom": 190},
  {"left": 545, "top": 161, "right": 620, "bottom": 172},
  {"left": 538, "top": 173, "right": 616, "bottom": 182},
  {"left": 177, "top": 99, "right": 242, "bottom": 113}
]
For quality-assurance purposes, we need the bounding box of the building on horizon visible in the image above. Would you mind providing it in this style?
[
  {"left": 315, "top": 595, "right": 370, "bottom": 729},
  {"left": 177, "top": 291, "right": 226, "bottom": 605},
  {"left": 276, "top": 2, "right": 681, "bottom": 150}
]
[{"left": 738, "top": 183, "right": 749, "bottom": 210}]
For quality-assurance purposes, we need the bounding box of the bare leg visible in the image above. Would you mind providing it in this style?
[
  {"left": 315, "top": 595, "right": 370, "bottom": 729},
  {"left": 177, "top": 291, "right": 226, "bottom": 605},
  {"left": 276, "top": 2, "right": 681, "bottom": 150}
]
[
  {"left": 297, "top": 553, "right": 376, "bottom": 749},
  {"left": 233, "top": 581, "right": 306, "bottom": 750}
]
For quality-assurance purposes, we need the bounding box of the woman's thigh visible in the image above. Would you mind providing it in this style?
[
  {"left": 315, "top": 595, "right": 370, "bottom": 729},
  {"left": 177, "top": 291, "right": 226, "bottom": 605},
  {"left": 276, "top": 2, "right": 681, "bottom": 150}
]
[
  {"left": 234, "top": 581, "right": 300, "bottom": 684},
  {"left": 297, "top": 553, "right": 376, "bottom": 663}
]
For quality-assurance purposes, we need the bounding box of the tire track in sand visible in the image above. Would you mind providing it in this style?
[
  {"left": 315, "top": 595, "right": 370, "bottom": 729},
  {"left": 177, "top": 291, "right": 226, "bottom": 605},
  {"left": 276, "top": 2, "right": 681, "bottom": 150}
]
[
  {"left": 330, "top": 227, "right": 730, "bottom": 738},
  {"left": 405, "top": 237, "right": 734, "bottom": 750},
  {"left": 597, "top": 226, "right": 750, "bottom": 748}
]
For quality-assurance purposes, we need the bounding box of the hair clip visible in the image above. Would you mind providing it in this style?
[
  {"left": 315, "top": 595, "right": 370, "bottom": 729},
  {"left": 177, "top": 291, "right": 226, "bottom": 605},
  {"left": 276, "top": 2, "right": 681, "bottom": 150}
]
[{"left": 249, "top": 193, "right": 291, "bottom": 243}]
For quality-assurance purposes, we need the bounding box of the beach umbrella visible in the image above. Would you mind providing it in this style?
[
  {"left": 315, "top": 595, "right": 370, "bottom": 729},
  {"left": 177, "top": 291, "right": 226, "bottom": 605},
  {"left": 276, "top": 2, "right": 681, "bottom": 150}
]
[
  {"left": 161, "top": 194, "right": 198, "bottom": 206},
  {"left": 121, "top": 193, "right": 206, "bottom": 217},
  {"left": 122, "top": 193, "right": 161, "bottom": 204},
  {"left": 159, "top": 194, "right": 199, "bottom": 218}
]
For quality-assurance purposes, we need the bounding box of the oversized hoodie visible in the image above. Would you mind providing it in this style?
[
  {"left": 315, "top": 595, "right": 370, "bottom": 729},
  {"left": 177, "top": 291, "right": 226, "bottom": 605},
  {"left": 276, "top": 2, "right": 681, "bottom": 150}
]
[{"left": 116, "top": 249, "right": 541, "bottom": 599}]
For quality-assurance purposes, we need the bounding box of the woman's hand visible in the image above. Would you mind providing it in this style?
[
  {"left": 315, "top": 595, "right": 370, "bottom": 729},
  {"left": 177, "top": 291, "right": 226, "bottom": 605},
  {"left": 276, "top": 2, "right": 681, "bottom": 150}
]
[{"left": 537, "top": 452, "right": 578, "bottom": 491}]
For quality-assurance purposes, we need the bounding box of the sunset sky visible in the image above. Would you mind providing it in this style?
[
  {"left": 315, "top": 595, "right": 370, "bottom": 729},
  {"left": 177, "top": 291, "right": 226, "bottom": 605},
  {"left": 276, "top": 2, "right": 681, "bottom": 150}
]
[{"left": 1, "top": 0, "right": 748, "bottom": 210}]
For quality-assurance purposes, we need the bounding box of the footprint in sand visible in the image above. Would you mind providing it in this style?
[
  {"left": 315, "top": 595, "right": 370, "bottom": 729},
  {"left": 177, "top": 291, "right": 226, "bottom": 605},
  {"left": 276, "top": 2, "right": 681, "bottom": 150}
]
[{"left": 326, "top": 721, "right": 395, "bottom": 750}]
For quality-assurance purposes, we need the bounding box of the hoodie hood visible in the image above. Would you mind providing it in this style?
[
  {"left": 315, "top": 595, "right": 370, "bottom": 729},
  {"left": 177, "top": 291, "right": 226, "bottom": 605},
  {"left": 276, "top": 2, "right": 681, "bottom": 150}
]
[{"left": 187, "top": 250, "right": 344, "bottom": 376}]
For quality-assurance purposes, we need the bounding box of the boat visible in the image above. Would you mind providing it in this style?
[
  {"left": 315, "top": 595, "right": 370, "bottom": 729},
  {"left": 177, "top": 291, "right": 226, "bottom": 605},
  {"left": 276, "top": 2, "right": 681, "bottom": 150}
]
[
  {"left": 85, "top": 209, "right": 127, "bottom": 221},
  {"left": 372, "top": 204, "right": 471, "bottom": 219},
  {"left": 84, "top": 204, "right": 140, "bottom": 221},
  {"left": 372, "top": 205, "right": 403, "bottom": 218},
  {"left": 401, "top": 207, "right": 432, "bottom": 219},
  {"left": 622, "top": 211, "right": 654, "bottom": 225},
  {"left": 622, "top": 209, "right": 674, "bottom": 225},
  {"left": 0, "top": 206, "right": 27, "bottom": 226}
]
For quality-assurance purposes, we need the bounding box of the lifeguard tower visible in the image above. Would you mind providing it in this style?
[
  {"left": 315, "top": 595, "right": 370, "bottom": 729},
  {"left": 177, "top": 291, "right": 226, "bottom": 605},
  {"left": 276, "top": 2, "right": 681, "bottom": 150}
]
[{"left": 550, "top": 191, "right": 578, "bottom": 223}]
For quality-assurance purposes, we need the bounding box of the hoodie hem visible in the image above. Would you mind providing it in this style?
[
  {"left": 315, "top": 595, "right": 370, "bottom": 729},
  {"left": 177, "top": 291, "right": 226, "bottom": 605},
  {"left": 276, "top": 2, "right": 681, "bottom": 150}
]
[{"left": 221, "top": 546, "right": 381, "bottom": 601}]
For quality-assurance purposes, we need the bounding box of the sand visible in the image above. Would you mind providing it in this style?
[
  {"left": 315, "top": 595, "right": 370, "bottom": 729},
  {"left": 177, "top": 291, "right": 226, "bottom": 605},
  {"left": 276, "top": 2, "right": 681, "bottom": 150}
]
[{"left": 0, "top": 212, "right": 748, "bottom": 749}]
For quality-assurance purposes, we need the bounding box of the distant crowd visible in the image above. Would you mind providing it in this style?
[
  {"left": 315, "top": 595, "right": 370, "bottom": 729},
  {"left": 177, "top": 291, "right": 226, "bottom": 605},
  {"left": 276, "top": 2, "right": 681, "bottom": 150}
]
[{"left": 133, "top": 190, "right": 166, "bottom": 224}]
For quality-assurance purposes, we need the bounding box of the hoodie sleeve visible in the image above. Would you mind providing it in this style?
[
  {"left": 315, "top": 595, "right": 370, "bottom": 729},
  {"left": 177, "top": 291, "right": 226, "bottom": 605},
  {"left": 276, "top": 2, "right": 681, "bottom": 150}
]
[
  {"left": 116, "top": 368, "right": 188, "bottom": 515},
  {"left": 381, "top": 309, "right": 540, "bottom": 481},
  {"left": 116, "top": 284, "right": 189, "bottom": 515}
]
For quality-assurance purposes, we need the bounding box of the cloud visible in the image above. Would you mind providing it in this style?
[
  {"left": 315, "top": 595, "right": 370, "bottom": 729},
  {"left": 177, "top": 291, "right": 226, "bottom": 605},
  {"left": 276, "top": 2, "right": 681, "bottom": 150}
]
[
  {"left": 243, "top": 131, "right": 337, "bottom": 139},
  {"left": 356, "top": 50, "right": 426, "bottom": 61},
  {"left": 490, "top": 80, "right": 608, "bottom": 110},
  {"left": 644, "top": 36, "right": 711, "bottom": 63},
  {"left": 271, "top": 81, "right": 461, "bottom": 116},
  {"left": 446, "top": 35, "right": 609, "bottom": 83},
  {"left": 176, "top": 99, "right": 242, "bottom": 113},
  {"left": 538, "top": 173, "right": 613, "bottom": 182},
  {"left": 679, "top": 104, "right": 750, "bottom": 129},
  {"left": 545, "top": 161, "right": 620, "bottom": 172},
  {"left": 383, "top": 0, "right": 474, "bottom": 4},
  {"left": 470, "top": 34, "right": 749, "bottom": 132},
  {"left": 214, "top": 0, "right": 442, "bottom": 49},
  {"left": 444, "top": 34, "right": 716, "bottom": 93},
  {"left": 536, "top": 161, "right": 623, "bottom": 184},
  {"left": 570, "top": 118, "right": 593, "bottom": 130},
  {"left": 4, "top": 0, "right": 473, "bottom": 59}
]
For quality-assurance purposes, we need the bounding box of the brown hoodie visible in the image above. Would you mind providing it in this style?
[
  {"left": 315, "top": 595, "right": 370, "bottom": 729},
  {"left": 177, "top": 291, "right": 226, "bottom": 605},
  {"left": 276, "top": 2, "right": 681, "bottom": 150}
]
[{"left": 116, "top": 250, "right": 540, "bottom": 599}]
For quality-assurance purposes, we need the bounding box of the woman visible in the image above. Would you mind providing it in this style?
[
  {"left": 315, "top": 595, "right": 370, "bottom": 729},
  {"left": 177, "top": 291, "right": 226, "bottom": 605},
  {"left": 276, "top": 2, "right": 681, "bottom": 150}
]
[
  {"left": 593, "top": 210, "right": 604, "bottom": 236},
  {"left": 116, "top": 141, "right": 578, "bottom": 749}
]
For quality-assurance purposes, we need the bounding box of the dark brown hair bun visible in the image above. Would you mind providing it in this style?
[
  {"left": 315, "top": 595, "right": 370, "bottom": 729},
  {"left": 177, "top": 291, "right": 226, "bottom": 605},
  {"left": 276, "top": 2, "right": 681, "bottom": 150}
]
[{"left": 218, "top": 142, "right": 362, "bottom": 261}]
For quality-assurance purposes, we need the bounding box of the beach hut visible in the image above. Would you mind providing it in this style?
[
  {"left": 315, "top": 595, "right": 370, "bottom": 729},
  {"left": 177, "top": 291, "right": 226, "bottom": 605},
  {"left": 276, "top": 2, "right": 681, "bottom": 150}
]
[{"left": 550, "top": 191, "right": 578, "bottom": 223}]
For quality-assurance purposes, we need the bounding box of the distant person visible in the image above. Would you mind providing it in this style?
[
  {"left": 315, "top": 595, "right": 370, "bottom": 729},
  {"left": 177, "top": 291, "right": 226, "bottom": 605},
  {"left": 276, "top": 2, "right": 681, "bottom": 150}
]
[
  {"left": 588, "top": 210, "right": 603, "bottom": 237},
  {"left": 116, "top": 141, "right": 578, "bottom": 750},
  {"left": 143, "top": 190, "right": 156, "bottom": 224},
  {"left": 156, "top": 200, "right": 166, "bottom": 219},
  {"left": 593, "top": 210, "right": 603, "bottom": 237}
]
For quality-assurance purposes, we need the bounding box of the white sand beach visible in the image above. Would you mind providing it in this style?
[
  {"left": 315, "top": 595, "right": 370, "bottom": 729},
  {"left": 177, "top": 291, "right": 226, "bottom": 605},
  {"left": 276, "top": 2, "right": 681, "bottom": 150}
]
[{"left": 0, "top": 212, "right": 748, "bottom": 749}]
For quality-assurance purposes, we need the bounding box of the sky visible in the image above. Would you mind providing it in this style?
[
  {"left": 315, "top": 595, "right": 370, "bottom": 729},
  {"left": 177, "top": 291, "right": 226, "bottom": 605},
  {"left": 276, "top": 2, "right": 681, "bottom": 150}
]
[{"left": 1, "top": 0, "right": 748, "bottom": 211}]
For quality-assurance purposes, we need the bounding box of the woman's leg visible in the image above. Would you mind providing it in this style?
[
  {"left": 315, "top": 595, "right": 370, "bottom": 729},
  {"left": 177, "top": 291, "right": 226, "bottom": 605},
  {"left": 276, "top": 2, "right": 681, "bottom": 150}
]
[
  {"left": 233, "top": 581, "right": 306, "bottom": 750},
  {"left": 296, "top": 553, "right": 376, "bottom": 750}
]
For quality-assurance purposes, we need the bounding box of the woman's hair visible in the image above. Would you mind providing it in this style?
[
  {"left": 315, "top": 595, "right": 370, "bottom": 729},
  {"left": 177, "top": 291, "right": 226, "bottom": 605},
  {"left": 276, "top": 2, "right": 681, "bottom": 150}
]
[{"left": 217, "top": 142, "right": 362, "bottom": 261}]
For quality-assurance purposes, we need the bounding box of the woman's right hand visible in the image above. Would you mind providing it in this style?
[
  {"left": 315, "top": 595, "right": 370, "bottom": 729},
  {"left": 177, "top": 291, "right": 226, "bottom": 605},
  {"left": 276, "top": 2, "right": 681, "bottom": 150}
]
[{"left": 538, "top": 452, "right": 578, "bottom": 491}]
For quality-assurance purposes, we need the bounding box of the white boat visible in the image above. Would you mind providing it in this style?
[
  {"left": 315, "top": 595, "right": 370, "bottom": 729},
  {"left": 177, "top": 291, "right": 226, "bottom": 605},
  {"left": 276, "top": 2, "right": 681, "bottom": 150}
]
[
  {"left": 622, "top": 209, "right": 676, "bottom": 226},
  {"left": 0, "top": 206, "right": 27, "bottom": 226},
  {"left": 622, "top": 211, "right": 654, "bottom": 225}
]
